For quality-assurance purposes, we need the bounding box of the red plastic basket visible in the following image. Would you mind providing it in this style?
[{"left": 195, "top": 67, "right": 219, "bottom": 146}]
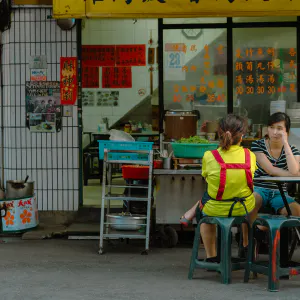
[{"left": 122, "top": 165, "right": 150, "bottom": 180}]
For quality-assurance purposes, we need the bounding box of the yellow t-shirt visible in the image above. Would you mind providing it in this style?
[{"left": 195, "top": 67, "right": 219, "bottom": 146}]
[{"left": 202, "top": 145, "right": 257, "bottom": 217}]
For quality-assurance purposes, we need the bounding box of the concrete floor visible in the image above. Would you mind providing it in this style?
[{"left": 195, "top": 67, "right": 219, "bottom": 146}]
[{"left": 1, "top": 238, "right": 300, "bottom": 300}]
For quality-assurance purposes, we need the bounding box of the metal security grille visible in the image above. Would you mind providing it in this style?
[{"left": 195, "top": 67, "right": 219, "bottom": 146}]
[{"left": 0, "top": 7, "right": 80, "bottom": 211}]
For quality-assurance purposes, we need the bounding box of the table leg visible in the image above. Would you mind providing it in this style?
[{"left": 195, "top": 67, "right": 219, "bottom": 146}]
[
  {"left": 277, "top": 183, "right": 292, "bottom": 216},
  {"left": 277, "top": 183, "right": 292, "bottom": 279}
]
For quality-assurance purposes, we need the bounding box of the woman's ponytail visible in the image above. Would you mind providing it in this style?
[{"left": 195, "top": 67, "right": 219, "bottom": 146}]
[{"left": 220, "top": 131, "right": 233, "bottom": 151}]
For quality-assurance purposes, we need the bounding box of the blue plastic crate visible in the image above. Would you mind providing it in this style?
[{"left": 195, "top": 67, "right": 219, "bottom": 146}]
[
  {"left": 98, "top": 140, "right": 153, "bottom": 160},
  {"left": 107, "top": 152, "right": 149, "bottom": 161},
  {"left": 171, "top": 143, "right": 219, "bottom": 158}
]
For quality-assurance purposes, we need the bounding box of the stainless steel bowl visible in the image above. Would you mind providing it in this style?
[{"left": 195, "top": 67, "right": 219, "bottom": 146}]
[
  {"left": 106, "top": 213, "right": 146, "bottom": 231},
  {"left": 6, "top": 180, "right": 34, "bottom": 199}
]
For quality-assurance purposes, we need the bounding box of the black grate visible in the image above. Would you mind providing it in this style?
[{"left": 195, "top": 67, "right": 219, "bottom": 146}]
[{"left": 0, "top": 7, "right": 79, "bottom": 211}]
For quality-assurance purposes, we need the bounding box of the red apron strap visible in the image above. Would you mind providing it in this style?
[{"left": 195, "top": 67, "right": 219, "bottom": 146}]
[
  {"left": 244, "top": 148, "right": 254, "bottom": 192},
  {"left": 211, "top": 150, "right": 226, "bottom": 200}
]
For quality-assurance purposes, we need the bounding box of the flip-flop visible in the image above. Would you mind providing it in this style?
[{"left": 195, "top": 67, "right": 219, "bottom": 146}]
[{"left": 180, "top": 216, "right": 192, "bottom": 227}]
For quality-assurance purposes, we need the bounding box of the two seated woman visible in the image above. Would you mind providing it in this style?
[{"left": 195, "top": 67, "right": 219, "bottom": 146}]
[{"left": 180, "top": 112, "right": 300, "bottom": 261}]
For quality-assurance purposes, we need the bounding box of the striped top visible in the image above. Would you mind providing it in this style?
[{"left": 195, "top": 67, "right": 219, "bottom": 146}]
[{"left": 251, "top": 138, "right": 300, "bottom": 190}]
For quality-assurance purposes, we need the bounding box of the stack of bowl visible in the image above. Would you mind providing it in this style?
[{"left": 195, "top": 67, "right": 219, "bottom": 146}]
[{"left": 287, "top": 102, "right": 300, "bottom": 124}]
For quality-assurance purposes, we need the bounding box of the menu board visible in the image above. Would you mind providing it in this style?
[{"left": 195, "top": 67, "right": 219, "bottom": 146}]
[
  {"left": 82, "top": 45, "right": 115, "bottom": 67},
  {"left": 82, "top": 66, "right": 99, "bottom": 88},
  {"left": 116, "top": 45, "right": 146, "bottom": 66},
  {"left": 169, "top": 43, "right": 226, "bottom": 104},
  {"left": 102, "top": 67, "right": 132, "bottom": 88},
  {"left": 234, "top": 47, "right": 297, "bottom": 97}
]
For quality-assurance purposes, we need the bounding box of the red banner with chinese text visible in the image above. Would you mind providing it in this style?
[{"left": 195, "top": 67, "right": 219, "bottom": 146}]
[
  {"left": 82, "top": 66, "right": 99, "bottom": 88},
  {"left": 116, "top": 45, "right": 146, "bottom": 66},
  {"left": 60, "top": 57, "right": 77, "bottom": 105},
  {"left": 102, "top": 67, "right": 132, "bottom": 88},
  {"left": 82, "top": 45, "right": 116, "bottom": 67}
]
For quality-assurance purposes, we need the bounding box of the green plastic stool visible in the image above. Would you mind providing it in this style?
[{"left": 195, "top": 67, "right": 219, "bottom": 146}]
[
  {"left": 188, "top": 216, "right": 250, "bottom": 284},
  {"left": 244, "top": 215, "right": 300, "bottom": 292}
]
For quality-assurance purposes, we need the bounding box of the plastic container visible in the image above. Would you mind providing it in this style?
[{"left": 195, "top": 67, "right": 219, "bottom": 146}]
[
  {"left": 122, "top": 165, "right": 150, "bottom": 179},
  {"left": 107, "top": 152, "right": 149, "bottom": 162},
  {"left": 270, "top": 100, "right": 286, "bottom": 115},
  {"left": 171, "top": 143, "right": 219, "bottom": 158},
  {"left": 98, "top": 140, "right": 153, "bottom": 159},
  {"left": 109, "top": 129, "right": 135, "bottom": 141}
]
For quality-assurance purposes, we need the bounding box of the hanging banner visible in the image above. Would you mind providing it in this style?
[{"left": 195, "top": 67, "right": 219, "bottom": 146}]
[
  {"left": 60, "top": 57, "right": 78, "bottom": 106},
  {"left": 102, "top": 67, "right": 132, "bottom": 88},
  {"left": 116, "top": 45, "right": 146, "bottom": 66},
  {"left": 54, "top": 0, "right": 300, "bottom": 19},
  {"left": 82, "top": 45, "right": 116, "bottom": 67}
]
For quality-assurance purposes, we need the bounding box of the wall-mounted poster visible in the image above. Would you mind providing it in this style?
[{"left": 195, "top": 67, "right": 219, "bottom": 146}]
[
  {"left": 30, "top": 69, "right": 47, "bottom": 81},
  {"left": 96, "top": 91, "right": 119, "bottom": 107},
  {"left": 82, "top": 91, "right": 95, "bottom": 107},
  {"left": 82, "top": 66, "right": 99, "bottom": 88},
  {"left": 63, "top": 106, "right": 73, "bottom": 117},
  {"left": 29, "top": 55, "right": 48, "bottom": 69},
  {"left": 102, "top": 67, "right": 132, "bottom": 88},
  {"left": 25, "top": 81, "right": 62, "bottom": 133},
  {"left": 82, "top": 45, "right": 116, "bottom": 67},
  {"left": 116, "top": 45, "right": 146, "bottom": 66}
]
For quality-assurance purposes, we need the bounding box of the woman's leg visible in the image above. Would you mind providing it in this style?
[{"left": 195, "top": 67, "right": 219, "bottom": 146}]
[
  {"left": 200, "top": 223, "right": 217, "bottom": 258},
  {"left": 182, "top": 201, "right": 200, "bottom": 221},
  {"left": 242, "top": 192, "right": 263, "bottom": 247}
]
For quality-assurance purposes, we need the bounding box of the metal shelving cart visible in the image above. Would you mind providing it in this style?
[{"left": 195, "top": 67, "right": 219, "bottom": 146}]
[{"left": 98, "top": 140, "right": 153, "bottom": 255}]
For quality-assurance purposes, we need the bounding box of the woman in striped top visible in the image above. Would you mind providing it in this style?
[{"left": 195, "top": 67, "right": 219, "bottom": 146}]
[{"left": 251, "top": 112, "right": 300, "bottom": 217}]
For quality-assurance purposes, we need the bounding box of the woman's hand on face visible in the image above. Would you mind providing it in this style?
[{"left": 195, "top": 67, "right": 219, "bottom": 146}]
[{"left": 280, "top": 131, "right": 289, "bottom": 144}]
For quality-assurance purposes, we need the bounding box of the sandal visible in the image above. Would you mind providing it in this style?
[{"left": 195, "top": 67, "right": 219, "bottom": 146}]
[{"left": 180, "top": 216, "right": 192, "bottom": 227}]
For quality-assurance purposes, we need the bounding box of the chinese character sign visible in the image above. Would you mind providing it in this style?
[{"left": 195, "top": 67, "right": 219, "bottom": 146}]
[
  {"left": 102, "top": 67, "right": 132, "bottom": 88},
  {"left": 60, "top": 57, "right": 78, "bottom": 105}
]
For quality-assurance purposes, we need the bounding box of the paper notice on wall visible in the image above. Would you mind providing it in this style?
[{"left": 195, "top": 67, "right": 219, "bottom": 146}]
[
  {"left": 96, "top": 91, "right": 119, "bottom": 107},
  {"left": 82, "top": 66, "right": 99, "bottom": 88},
  {"left": 30, "top": 69, "right": 47, "bottom": 81},
  {"left": 29, "top": 55, "right": 48, "bottom": 69},
  {"left": 164, "top": 51, "right": 185, "bottom": 81},
  {"left": 25, "top": 81, "right": 62, "bottom": 133},
  {"left": 102, "top": 67, "right": 132, "bottom": 88},
  {"left": 63, "top": 106, "right": 73, "bottom": 117},
  {"left": 82, "top": 45, "right": 116, "bottom": 67},
  {"left": 116, "top": 45, "right": 146, "bottom": 66}
]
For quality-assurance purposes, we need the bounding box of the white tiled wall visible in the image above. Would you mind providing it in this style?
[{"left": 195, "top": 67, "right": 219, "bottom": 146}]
[
  {"left": 0, "top": 8, "right": 79, "bottom": 211},
  {"left": 81, "top": 19, "right": 159, "bottom": 132}
]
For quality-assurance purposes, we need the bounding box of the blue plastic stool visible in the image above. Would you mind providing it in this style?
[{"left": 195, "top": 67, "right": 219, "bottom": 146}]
[
  {"left": 188, "top": 216, "right": 251, "bottom": 284},
  {"left": 244, "top": 215, "right": 300, "bottom": 292}
]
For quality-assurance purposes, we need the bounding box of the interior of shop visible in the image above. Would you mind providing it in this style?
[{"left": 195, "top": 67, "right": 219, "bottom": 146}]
[
  {"left": 81, "top": 16, "right": 300, "bottom": 208},
  {"left": 81, "top": 19, "right": 159, "bottom": 207}
]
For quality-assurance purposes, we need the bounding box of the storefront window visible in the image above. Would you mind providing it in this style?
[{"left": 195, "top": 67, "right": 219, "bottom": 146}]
[
  {"left": 163, "top": 28, "right": 227, "bottom": 130},
  {"left": 233, "top": 16, "right": 297, "bottom": 23},
  {"left": 233, "top": 27, "right": 297, "bottom": 126},
  {"left": 163, "top": 18, "right": 227, "bottom": 24}
]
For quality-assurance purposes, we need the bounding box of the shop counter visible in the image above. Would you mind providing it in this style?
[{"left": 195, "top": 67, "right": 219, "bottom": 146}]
[
  {"left": 154, "top": 169, "right": 205, "bottom": 225},
  {"left": 0, "top": 195, "right": 39, "bottom": 233}
]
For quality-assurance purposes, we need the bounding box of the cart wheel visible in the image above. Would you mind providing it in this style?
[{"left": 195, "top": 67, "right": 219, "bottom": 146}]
[
  {"left": 162, "top": 226, "right": 178, "bottom": 248},
  {"left": 98, "top": 248, "right": 105, "bottom": 255},
  {"left": 141, "top": 250, "right": 148, "bottom": 255}
]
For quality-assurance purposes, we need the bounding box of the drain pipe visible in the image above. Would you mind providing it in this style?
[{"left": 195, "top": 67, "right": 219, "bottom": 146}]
[{"left": 0, "top": 35, "right": 5, "bottom": 192}]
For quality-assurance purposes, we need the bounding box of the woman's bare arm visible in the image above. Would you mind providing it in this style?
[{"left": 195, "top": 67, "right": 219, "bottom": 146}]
[{"left": 255, "top": 152, "right": 296, "bottom": 177}]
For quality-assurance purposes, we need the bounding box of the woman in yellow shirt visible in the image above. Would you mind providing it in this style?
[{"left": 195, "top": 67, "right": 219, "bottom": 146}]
[{"left": 180, "top": 114, "right": 257, "bottom": 262}]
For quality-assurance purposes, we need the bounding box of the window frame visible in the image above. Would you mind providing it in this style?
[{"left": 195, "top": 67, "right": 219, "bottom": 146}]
[{"left": 158, "top": 17, "right": 300, "bottom": 132}]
